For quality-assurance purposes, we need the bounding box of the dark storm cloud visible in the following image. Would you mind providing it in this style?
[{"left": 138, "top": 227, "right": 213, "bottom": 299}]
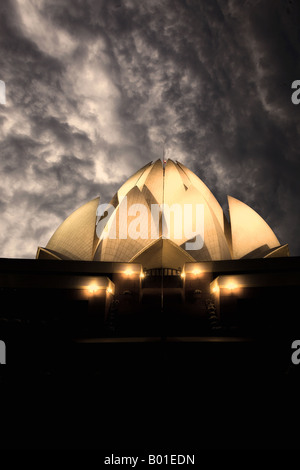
[{"left": 0, "top": 0, "right": 299, "bottom": 257}]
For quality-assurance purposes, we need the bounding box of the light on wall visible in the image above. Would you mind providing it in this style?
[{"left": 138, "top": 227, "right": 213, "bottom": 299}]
[
  {"left": 87, "top": 285, "right": 101, "bottom": 294},
  {"left": 212, "top": 285, "right": 220, "bottom": 294},
  {"left": 124, "top": 268, "right": 133, "bottom": 276},
  {"left": 193, "top": 268, "right": 202, "bottom": 276},
  {"left": 226, "top": 282, "right": 238, "bottom": 291}
]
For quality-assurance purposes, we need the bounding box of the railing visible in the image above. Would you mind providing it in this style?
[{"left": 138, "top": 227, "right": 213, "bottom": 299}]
[{"left": 144, "top": 268, "right": 181, "bottom": 277}]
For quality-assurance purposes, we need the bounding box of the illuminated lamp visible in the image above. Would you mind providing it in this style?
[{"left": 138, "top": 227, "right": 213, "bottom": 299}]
[
  {"left": 87, "top": 285, "right": 100, "bottom": 294},
  {"left": 226, "top": 282, "right": 238, "bottom": 291},
  {"left": 124, "top": 268, "right": 133, "bottom": 276},
  {"left": 193, "top": 268, "right": 202, "bottom": 276}
]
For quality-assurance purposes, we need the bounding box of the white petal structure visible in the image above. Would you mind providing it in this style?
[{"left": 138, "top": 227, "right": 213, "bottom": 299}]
[
  {"left": 227, "top": 195, "right": 284, "bottom": 259},
  {"left": 41, "top": 197, "right": 100, "bottom": 260},
  {"left": 37, "top": 159, "right": 288, "bottom": 266}
]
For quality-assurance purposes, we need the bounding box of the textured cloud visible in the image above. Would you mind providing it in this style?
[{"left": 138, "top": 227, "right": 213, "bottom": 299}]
[{"left": 0, "top": 0, "right": 299, "bottom": 258}]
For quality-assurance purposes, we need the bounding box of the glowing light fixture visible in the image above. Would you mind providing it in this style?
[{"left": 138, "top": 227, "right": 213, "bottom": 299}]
[
  {"left": 107, "top": 287, "right": 113, "bottom": 294},
  {"left": 226, "top": 282, "right": 238, "bottom": 291},
  {"left": 87, "top": 285, "right": 100, "bottom": 294},
  {"left": 124, "top": 268, "right": 133, "bottom": 276},
  {"left": 193, "top": 268, "right": 202, "bottom": 276},
  {"left": 140, "top": 272, "right": 145, "bottom": 279},
  {"left": 181, "top": 272, "right": 186, "bottom": 279},
  {"left": 212, "top": 286, "right": 219, "bottom": 294}
]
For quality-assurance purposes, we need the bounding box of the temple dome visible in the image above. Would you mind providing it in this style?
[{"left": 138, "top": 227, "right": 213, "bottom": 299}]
[{"left": 36, "top": 159, "right": 288, "bottom": 266}]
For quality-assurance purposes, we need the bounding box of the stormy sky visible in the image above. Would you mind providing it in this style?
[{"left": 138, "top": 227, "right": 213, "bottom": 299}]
[{"left": 0, "top": 0, "right": 299, "bottom": 258}]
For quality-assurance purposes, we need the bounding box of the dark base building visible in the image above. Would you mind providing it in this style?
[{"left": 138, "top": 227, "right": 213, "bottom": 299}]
[{"left": 1, "top": 160, "right": 300, "bottom": 449}]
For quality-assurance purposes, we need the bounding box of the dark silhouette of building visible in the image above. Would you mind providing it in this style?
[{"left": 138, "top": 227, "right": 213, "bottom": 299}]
[{"left": 1, "top": 160, "right": 300, "bottom": 449}]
